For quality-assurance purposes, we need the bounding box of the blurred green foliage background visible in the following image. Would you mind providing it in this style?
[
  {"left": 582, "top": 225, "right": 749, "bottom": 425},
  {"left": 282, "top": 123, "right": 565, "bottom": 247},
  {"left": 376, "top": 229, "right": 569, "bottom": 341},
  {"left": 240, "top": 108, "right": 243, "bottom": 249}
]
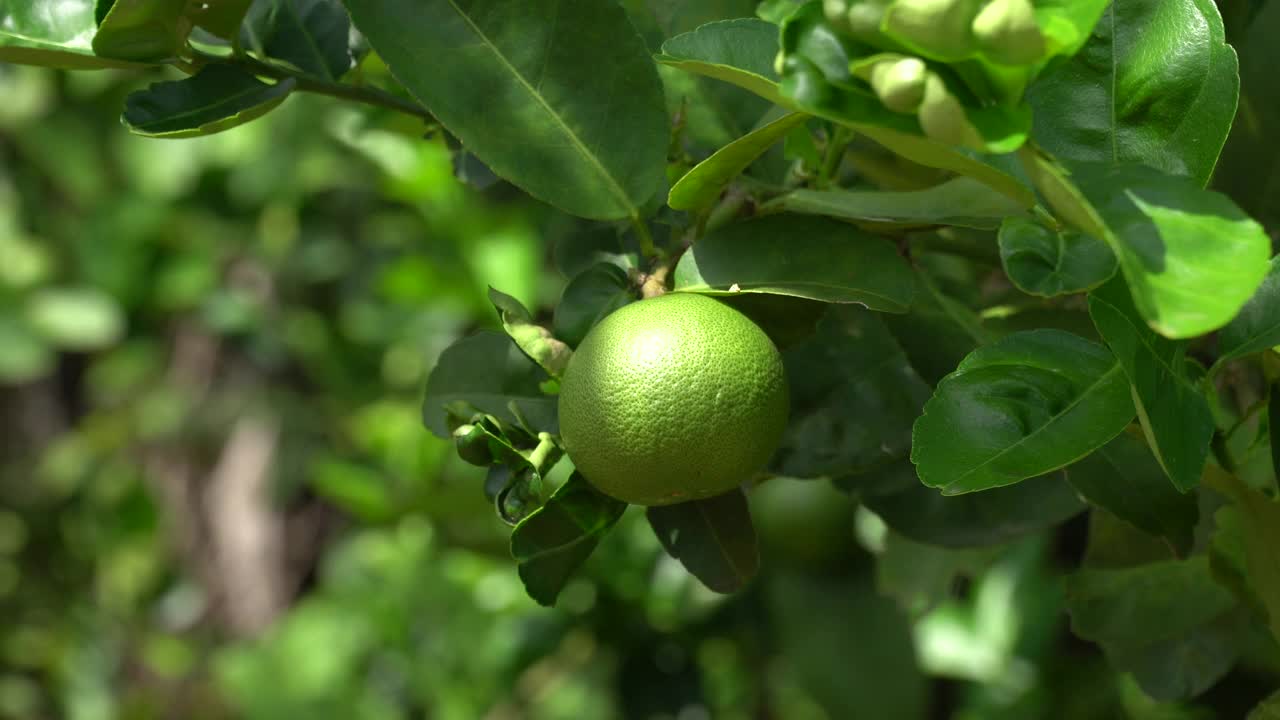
[{"left": 1, "top": 11, "right": 1277, "bottom": 716}]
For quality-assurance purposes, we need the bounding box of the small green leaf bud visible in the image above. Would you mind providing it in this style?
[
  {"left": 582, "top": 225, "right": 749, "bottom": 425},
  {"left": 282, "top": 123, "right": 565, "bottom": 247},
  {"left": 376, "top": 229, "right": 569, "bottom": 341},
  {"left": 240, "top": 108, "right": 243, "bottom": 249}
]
[
  {"left": 851, "top": 54, "right": 927, "bottom": 113},
  {"left": 973, "top": 0, "right": 1046, "bottom": 66},
  {"left": 917, "top": 73, "right": 984, "bottom": 149},
  {"left": 882, "top": 0, "right": 983, "bottom": 60},
  {"left": 846, "top": 0, "right": 893, "bottom": 43}
]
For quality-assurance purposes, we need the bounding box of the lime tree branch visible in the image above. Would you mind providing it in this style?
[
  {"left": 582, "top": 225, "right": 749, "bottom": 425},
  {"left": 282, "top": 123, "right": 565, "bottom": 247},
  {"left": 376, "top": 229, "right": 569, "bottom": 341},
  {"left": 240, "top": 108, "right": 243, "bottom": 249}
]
[{"left": 193, "top": 51, "right": 438, "bottom": 125}]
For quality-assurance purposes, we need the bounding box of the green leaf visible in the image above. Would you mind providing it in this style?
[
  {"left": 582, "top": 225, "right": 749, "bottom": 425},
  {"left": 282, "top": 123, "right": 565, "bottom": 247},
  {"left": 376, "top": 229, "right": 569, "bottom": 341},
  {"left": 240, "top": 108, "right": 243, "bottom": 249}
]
[
  {"left": 1026, "top": 157, "right": 1272, "bottom": 339},
  {"left": 343, "top": 0, "right": 667, "bottom": 221},
  {"left": 1067, "top": 432, "right": 1199, "bottom": 555},
  {"left": 883, "top": 274, "right": 989, "bottom": 386},
  {"left": 422, "top": 331, "right": 558, "bottom": 438},
  {"left": 553, "top": 225, "right": 640, "bottom": 278},
  {"left": 122, "top": 64, "right": 296, "bottom": 138},
  {"left": 488, "top": 286, "right": 572, "bottom": 379},
  {"left": 655, "top": 18, "right": 788, "bottom": 106},
  {"left": 1249, "top": 691, "right": 1280, "bottom": 720},
  {"left": 765, "top": 177, "right": 1027, "bottom": 231},
  {"left": 1215, "top": 0, "right": 1280, "bottom": 228},
  {"left": 673, "top": 215, "right": 915, "bottom": 310},
  {"left": 1204, "top": 467, "right": 1280, "bottom": 645},
  {"left": 92, "top": 0, "right": 193, "bottom": 62},
  {"left": 861, "top": 128, "right": 1036, "bottom": 207},
  {"left": 773, "top": 306, "right": 931, "bottom": 477},
  {"left": 912, "top": 329, "right": 1135, "bottom": 494},
  {"left": 715, "top": 293, "right": 829, "bottom": 351},
  {"left": 646, "top": 489, "right": 759, "bottom": 593},
  {"left": 241, "top": 0, "right": 352, "bottom": 81},
  {"left": 193, "top": 0, "right": 255, "bottom": 40},
  {"left": 0, "top": 0, "right": 144, "bottom": 68},
  {"left": 511, "top": 473, "right": 627, "bottom": 606},
  {"left": 1027, "top": 0, "right": 1239, "bottom": 187},
  {"left": 757, "top": 0, "right": 807, "bottom": 24},
  {"left": 1217, "top": 257, "right": 1280, "bottom": 366},
  {"left": 997, "top": 216, "right": 1117, "bottom": 297},
  {"left": 1088, "top": 277, "right": 1214, "bottom": 491},
  {"left": 669, "top": 112, "right": 809, "bottom": 210},
  {"left": 552, "top": 263, "right": 635, "bottom": 349},
  {"left": 1066, "top": 556, "right": 1242, "bottom": 701},
  {"left": 863, "top": 465, "right": 1085, "bottom": 547}
]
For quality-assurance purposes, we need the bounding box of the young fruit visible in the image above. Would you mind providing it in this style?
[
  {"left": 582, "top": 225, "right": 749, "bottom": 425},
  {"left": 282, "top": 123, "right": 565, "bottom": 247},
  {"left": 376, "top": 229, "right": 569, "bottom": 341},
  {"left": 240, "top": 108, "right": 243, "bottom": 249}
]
[{"left": 557, "top": 293, "right": 789, "bottom": 506}]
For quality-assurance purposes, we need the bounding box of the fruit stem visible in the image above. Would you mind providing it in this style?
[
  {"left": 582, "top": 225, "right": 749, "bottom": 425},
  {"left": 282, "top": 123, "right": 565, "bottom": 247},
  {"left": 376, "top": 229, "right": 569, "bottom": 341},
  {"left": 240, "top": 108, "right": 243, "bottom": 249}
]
[
  {"left": 817, "top": 125, "right": 853, "bottom": 189},
  {"left": 631, "top": 217, "right": 658, "bottom": 259},
  {"left": 640, "top": 263, "right": 672, "bottom": 298}
]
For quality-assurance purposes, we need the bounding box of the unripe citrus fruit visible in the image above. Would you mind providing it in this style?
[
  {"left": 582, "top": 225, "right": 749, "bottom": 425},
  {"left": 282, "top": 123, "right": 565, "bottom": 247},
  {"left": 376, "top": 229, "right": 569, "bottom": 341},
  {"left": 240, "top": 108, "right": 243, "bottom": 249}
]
[{"left": 558, "top": 293, "right": 789, "bottom": 506}]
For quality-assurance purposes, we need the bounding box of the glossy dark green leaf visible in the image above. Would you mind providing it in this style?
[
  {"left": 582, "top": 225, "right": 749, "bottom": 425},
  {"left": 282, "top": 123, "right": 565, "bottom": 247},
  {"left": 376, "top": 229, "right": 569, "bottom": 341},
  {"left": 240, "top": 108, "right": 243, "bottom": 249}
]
[
  {"left": 1217, "top": 257, "right": 1280, "bottom": 366},
  {"left": 122, "top": 64, "right": 295, "bottom": 138},
  {"left": 668, "top": 112, "right": 809, "bottom": 210},
  {"left": 1088, "top": 277, "right": 1214, "bottom": 491},
  {"left": 552, "top": 263, "right": 635, "bottom": 349},
  {"left": 193, "top": 0, "right": 255, "bottom": 39},
  {"left": 553, "top": 225, "right": 640, "bottom": 278},
  {"left": 716, "top": 293, "right": 828, "bottom": 351},
  {"left": 646, "top": 489, "right": 758, "bottom": 593},
  {"left": 0, "top": 0, "right": 144, "bottom": 68},
  {"left": 422, "top": 331, "right": 558, "bottom": 438},
  {"left": 1215, "top": 0, "right": 1280, "bottom": 228},
  {"left": 1067, "top": 556, "right": 1238, "bottom": 646},
  {"left": 1066, "top": 556, "right": 1242, "bottom": 700},
  {"left": 912, "top": 329, "right": 1135, "bottom": 494},
  {"left": 655, "top": 18, "right": 787, "bottom": 106},
  {"left": 765, "top": 177, "right": 1027, "bottom": 231},
  {"left": 1068, "top": 432, "right": 1199, "bottom": 554},
  {"left": 1119, "top": 612, "right": 1245, "bottom": 701},
  {"left": 863, "top": 467, "right": 1086, "bottom": 547},
  {"left": 1026, "top": 157, "right": 1272, "bottom": 339},
  {"left": 1205, "top": 467, "right": 1280, "bottom": 644},
  {"left": 511, "top": 473, "right": 627, "bottom": 606},
  {"left": 92, "top": 0, "right": 192, "bottom": 61},
  {"left": 767, "top": 574, "right": 927, "bottom": 720},
  {"left": 488, "top": 287, "right": 572, "bottom": 379},
  {"left": 997, "top": 217, "right": 1117, "bottom": 296},
  {"left": 773, "top": 306, "right": 931, "bottom": 478},
  {"left": 1028, "top": 0, "right": 1239, "bottom": 187},
  {"left": 673, "top": 215, "right": 915, "bottom": 310},
  {"left": 883, "top": 274, "right": 989, "bottom": 386},
  {"left": 241, "top": 0, "right": 352, "bottom": 81},
  {"left": 344, "top": 0, "right": 667, "bottom": 221}
]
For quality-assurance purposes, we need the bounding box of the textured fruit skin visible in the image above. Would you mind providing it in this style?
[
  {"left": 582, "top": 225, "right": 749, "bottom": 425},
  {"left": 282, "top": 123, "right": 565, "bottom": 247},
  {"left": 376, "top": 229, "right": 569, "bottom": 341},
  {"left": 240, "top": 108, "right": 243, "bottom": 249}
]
[{"left": 558, "top": 293, "right": 789, "bottom": 506}]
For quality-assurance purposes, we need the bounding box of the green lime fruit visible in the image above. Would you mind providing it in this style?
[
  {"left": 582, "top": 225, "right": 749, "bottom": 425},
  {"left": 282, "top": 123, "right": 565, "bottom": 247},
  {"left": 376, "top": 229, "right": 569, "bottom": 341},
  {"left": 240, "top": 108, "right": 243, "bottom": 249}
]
[{"left": 558, "top": 293, "right": 789, "bottom": 506}]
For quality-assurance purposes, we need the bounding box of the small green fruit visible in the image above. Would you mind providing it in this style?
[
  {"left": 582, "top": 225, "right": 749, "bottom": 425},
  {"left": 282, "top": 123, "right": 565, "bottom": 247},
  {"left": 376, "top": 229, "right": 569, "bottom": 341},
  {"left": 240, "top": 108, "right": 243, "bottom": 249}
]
[{"left": 558, "top": 293, "right": 789, "bottom": 506}]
